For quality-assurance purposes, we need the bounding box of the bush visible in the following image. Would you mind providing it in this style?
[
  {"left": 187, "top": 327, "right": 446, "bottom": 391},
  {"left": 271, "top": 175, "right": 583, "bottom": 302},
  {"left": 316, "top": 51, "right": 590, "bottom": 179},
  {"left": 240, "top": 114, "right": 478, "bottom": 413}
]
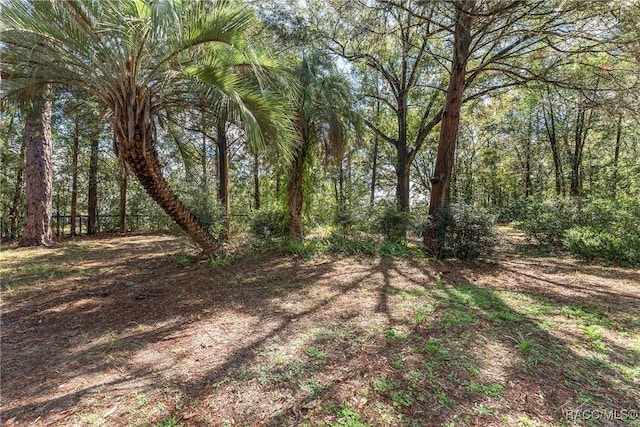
[
  {"left": 518, "top": 197, "right": 580, "bottom": 247},
  {"left": 564, "top": 226, "right": 640, "bottom": 266},
  {"left": 250, "top": 206, "right": 288, "bottom": 240},
  {"left": 431, "top": 202, "right": 498, "bottom": 261},
  {"left": 332, "top": 203, "right": 361, "bottom": 237},
  {"left": 372, "top": 202, "right": 410, "bottom": 242},
  {"left": 516, "top": 196, "right": 640, "bottom": 265}
]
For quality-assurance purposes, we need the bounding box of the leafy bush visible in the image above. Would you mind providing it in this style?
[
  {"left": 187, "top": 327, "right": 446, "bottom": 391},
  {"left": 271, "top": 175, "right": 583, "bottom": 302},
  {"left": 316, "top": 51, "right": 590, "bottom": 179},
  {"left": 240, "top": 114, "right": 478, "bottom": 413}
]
[
  {"left": 517, "top": 196, "right": 640, "bottom": 265},
  {"left": 518, "top": 197, "right": 580, "bottom": 247},
  {"left": 332, "top": 203, "right": 362, "bottom": 237},
  {"left": 431, "top": 202, "right": 498, "bottom": 261},
  {"left": 250, "top": 206, "right": 288, "bottom": 240},
  {"left": 564, "top": 226, "right": 639, "bottom": 266},
  {"left": 372, "top": 202, "right": 410, "bottom": 242}
]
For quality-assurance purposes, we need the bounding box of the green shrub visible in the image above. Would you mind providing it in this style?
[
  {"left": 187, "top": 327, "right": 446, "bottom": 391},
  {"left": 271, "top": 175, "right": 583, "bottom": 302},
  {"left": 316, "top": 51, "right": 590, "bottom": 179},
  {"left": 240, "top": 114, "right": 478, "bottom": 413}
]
[
  {"left": 431, "top": 202, "right": 498, "bottom": 260},
  {"left": 565, "top": 226, "right": 640, "bottom": 266},
  {"left": 372, "top": 202, "right": 410, "bottom": 242},
  {"left": 516, "top": 196, "right": 640, "bottom": 265},
  {"left": 250, "top": 206, "right": 288, "bottom": 240},
  {"left": 518, "top": 197, "right": 580, "bottom": 247}
]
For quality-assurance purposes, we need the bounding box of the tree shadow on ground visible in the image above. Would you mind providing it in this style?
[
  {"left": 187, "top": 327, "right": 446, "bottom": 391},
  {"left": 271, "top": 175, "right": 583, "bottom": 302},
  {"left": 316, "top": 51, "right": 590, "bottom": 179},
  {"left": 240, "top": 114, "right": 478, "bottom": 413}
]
[{"left": 1, "top": 234, "right": 638, "bottom": 426}]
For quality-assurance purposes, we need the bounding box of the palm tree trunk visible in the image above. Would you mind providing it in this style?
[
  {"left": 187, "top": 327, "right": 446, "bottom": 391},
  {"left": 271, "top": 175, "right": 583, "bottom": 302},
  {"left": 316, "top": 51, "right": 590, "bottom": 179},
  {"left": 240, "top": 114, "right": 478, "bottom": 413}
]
[
  {"left": 115, "top": 114, "right": 218, "bottom": 255},
  {"left": 20, "top": 88, "right": 54, "bottom": 247},
  {"left": 287, "top": 145, "right": 307, "bottom": 241}
]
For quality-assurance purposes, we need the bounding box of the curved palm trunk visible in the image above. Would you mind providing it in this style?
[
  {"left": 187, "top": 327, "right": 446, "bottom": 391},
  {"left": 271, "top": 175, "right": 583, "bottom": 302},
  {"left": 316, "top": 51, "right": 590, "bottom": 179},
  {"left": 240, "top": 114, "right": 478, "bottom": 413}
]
[{"left": 114, "top": 110, "right": 218, "bottom": 255}]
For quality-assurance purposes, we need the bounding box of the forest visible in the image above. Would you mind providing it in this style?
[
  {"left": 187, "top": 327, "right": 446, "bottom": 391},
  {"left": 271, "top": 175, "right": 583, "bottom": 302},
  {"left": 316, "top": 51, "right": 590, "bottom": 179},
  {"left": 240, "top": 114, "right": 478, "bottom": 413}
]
[{"left": 1, "top": 1, "right": 639, "bottom": 426}]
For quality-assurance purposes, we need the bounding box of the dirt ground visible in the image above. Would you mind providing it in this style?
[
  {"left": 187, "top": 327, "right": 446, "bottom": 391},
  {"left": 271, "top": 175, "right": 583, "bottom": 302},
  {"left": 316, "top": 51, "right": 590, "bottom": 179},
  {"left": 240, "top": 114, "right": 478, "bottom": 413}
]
[{"left": 1, "top": 230, "right": 638, "bottom": 426}]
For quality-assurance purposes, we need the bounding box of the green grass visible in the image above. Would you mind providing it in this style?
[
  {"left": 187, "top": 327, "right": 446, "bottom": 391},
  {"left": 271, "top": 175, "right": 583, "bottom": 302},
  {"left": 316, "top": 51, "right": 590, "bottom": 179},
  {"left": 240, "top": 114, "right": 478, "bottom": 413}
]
[
  {"left": 330, "top": 404, "right": 369, "bottom": 427},
  {"left": 466, "top": 382, "right": 504, "bottom": 398}
]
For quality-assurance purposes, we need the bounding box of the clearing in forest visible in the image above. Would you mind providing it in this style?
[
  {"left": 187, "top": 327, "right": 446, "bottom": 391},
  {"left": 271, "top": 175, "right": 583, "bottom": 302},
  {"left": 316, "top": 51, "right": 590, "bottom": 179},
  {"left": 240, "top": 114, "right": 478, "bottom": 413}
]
[{"left": 1, "top": 231, "right": 638, "bottom": 426}]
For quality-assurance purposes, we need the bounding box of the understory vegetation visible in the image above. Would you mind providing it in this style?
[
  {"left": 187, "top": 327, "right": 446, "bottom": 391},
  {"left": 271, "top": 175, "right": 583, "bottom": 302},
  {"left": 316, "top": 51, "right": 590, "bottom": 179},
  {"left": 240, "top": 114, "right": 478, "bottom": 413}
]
[
  {"left": 1, "top": 0, "right": 639, "bottom": 425},
  {"left": 514, "top": 197, "right": 640, "bottom": 266}
]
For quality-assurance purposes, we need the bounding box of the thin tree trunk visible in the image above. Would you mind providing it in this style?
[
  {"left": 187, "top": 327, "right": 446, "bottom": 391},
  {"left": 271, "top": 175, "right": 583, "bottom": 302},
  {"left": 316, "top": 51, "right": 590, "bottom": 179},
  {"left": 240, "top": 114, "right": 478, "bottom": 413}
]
[
  {"left": 20, "top": 87, "right": 54, "bottom": 247},
  {"left": 570, "top": 104, "right": 593, "bottom": 197},
  {"left": 287, "top": 146, "right": 306, "bottom": 241},
  {"left": 396, "top": 109, "right": 411, "bottom": 214},
  {"left": 524, "top": 120, "right": 533, "bottom": 197},
  {"left": 611, "top": 116, "right": 622, "bottom": 198},
  {"left": 9, "top": 136, "right": 26, "bottom": 240},
  {"left": 87, "top": 128, "right": 99, "bottom": 235},
  {"left": 424, "top": 0, "right": 474, "bottom": 256},
  {"left": 338, "top": 159, "right": 345, "bottom": 209},
  {"left": 253, "top": 150, "right": 260, "bottom": 210},
  {"left": 70, "top": 119, "right": 80, "bottom": 236},
  {"left": 217, "top": 118, "right": 230, "bottom": 240},
  {"left": 118, "top": 160, "right": 127, "bottom": 233},
  {"left": 542, "top": 96, "right": 564, "bottom": 196},
  {"left": 370, "top": 134, "right": 378, "bottom": 206}
]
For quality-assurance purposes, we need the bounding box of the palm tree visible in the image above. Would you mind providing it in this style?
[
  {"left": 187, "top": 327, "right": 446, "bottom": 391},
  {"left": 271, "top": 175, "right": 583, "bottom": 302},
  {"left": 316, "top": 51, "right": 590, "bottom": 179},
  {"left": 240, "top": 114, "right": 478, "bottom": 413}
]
[
  {"left": 286, "top": 55, "right": 358, "bottom": 240},
  {"left": 1, "top": 0, "right": 284, "bottom": 255}
]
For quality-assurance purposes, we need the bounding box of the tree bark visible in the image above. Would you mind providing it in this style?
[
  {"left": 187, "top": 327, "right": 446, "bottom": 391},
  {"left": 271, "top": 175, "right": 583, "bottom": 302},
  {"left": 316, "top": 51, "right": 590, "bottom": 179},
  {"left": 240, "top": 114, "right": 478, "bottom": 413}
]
[
  {"left": 9, "top": 137, "right": 26, "bottom": 240},
  {"left": 287, "top": 146, "right": 306, "bottom": 241},
  {"left": 118, "top": 160, "right": 127, "bottom": 233},
  {"left": 424, "top": 0, "right": 474, "bottom": 256},
  {"left": 569, "top": 103, "right": 593, "bottom": 197},
  {"left": 70, "top": 119, "right": 80, "bottom": 236},
  {"left": 20, "top": 88, "right": 54, "bottom": 247},
  {"left": 87, "top": 128, "right": 99, "bottom": 235},
  {"left": 370, "top": 133, "right": 378, "bottom": 206},
  {"left": 542, "top": 94, "right": 564, "bottom": 196},
  {"left": 253, "top": 150, "right": 260, "bottom": 210},
  {"left": 611, "top": 115, "right": 622, "bottom": 198},
  {"left": 217, "top": 118, "right": 230, "bottom": 240}
]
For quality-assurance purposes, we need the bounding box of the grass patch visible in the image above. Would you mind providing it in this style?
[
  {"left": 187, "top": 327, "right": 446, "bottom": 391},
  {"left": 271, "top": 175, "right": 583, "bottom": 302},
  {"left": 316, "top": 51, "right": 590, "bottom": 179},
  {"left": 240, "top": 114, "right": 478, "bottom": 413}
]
[{"left": 466, "top": 382, "right": 504, "bottom": 398}]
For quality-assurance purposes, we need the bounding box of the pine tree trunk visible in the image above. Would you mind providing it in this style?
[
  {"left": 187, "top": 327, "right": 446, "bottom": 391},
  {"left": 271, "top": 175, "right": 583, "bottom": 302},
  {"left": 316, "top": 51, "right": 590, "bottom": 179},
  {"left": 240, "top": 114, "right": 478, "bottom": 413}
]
[
  {"left": 424, "top": 0, "right": 474, "bottom": 256},
  {"left": 87, "top": 130, "right": 99, "bottom": 235},
  {"left": 20, "top": 88, "right": 54, "bottom": 247},
  {"left": 217, "top": 119, "right": 230, "bottom": 240},
  {"left": 70, "top": 119, "right": 80, "bottom": 236}
]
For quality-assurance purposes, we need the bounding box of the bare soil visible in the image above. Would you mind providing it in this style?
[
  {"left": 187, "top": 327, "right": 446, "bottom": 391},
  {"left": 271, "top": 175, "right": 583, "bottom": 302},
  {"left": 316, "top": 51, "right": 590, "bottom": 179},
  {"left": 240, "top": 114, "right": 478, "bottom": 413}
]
[{"left": 1, "top": 230, "right": 638, "bottom": 426}]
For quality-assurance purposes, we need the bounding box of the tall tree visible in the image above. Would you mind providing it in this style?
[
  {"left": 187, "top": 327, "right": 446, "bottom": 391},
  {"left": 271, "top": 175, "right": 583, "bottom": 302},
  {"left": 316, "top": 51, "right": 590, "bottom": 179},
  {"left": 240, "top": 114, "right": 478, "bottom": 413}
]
[
  {"left": 9, "top": 120, "right": 25, "bottom": 240},
  {"left": 69, "top": 118, "right": 80, "bottom": 235},
  {"left": 286, "top": 55, "right": 356, "bottom": 240},
  {"left": 424, "top": 0, "right": 475, "bottom": 255},
  {"left": 87, "top": 121, "right": 100, "bottom": 235},
  {"left": 216, "top": 117, "right": 230, "bottom": 240},
  {"left": 1, "top": 0, "right": 285, "bottom": 255},
  {"left": 19, "top": 88, "right": 54, "bottom": 247},
  {"left": 320, "top": 0, "right": 444, "bottom": 239}
]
